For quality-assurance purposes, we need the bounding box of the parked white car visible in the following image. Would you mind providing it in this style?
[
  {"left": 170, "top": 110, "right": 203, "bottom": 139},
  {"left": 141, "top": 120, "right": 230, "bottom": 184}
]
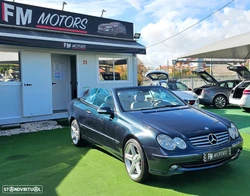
[
  {"left": 229, "top": 65, "right": 250, "bottom": 112},
  {"left": 145, "top": 70, "right": 199, "bottom": 108}
]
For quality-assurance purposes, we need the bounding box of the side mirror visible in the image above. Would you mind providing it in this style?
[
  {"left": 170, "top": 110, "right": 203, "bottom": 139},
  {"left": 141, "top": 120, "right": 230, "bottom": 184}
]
[{"left": 97, "top": 106, "right": 114, "bottom": 115}]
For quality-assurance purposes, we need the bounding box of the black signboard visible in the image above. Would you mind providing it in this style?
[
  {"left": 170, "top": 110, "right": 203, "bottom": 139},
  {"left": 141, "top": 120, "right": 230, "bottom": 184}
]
[{"left": 0, "top": 0, "right": 133, "bottom": 39}]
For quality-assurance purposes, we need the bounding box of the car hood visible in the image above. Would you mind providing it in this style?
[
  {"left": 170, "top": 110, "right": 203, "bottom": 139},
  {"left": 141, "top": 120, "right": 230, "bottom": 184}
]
[
  {"left": 172, "top": 91, "right": 196, "bottom": 100},
  {"left": 126, "top": 107, "right": 228, "bottom": 138}
]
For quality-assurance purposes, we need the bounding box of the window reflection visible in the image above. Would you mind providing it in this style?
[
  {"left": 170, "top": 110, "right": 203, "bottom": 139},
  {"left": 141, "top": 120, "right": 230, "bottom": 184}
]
[
  {"left": 0, "top": 52, "right": 20, "bottom": 82},
  {"left": 99, "top": 57, "right": 128, "bottom": 81}
]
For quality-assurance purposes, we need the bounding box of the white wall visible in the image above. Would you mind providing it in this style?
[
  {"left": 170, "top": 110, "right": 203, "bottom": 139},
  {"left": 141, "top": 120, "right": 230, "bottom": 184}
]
[
  {"left": 0, "top": 48, "right": 137, "bottom": 125},
  {"left": 77, "top": 52, "right": 135, "bottom": 97},
  {"left": 0, "top": 83, "right": 22, "bottom": 119}
]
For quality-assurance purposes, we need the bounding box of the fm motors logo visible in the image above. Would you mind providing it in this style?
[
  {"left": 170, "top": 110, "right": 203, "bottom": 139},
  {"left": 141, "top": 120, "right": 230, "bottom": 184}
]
[
  {"left": 1, "top": 2, "right": 88, "bottom": 34},
  {"left": 64, "top": 42, "right": 86, "bottom": 50}
]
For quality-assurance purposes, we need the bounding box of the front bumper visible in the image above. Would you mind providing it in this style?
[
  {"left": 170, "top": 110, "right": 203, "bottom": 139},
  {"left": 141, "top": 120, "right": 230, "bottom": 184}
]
[{"left": 144, "top": 139, "right": 243, "bottom": 176}]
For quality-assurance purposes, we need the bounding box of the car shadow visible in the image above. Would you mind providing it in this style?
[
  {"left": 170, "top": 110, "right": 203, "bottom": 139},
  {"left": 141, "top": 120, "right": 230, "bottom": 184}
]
[
  {"left": 0, "top": 128, "right": 89, "bottom": 196},
  {"left": 1, "top": 121, "right": 249, "bottom": 196}
]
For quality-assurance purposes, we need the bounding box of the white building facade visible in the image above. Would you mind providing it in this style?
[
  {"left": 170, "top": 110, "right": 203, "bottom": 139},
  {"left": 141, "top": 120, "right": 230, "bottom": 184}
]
[{"left": 0, "top": 1, "right": 146, "bottom": 125}]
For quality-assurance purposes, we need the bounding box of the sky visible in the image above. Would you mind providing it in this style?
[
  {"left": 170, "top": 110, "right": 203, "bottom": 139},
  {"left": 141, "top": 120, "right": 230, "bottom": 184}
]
[{"left": 6, "top": 0, "right": 250, "bottom": 68}]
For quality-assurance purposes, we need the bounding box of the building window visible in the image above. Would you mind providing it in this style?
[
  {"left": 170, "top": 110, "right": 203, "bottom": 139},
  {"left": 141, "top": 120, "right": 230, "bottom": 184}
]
[
  {"left": 99, "top": 57, "right": 128, "bottom": 81},
  {"left": 0, "top": 52, "right": 20, "bottom": 82}
]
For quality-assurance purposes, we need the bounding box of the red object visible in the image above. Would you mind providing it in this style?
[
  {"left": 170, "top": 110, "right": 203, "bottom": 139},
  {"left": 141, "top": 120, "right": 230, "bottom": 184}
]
[
  {"left": 243, "top": 90, "right": 250, "bottom": 95},
  {"left": 188, "top": 100, "right": 196, "bottom": 105}
]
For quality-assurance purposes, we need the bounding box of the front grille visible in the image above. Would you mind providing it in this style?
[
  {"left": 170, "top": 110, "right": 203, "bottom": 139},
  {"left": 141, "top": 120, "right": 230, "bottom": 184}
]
[{"left": 189, "top": 131, "right": 229, "bottom": 148}]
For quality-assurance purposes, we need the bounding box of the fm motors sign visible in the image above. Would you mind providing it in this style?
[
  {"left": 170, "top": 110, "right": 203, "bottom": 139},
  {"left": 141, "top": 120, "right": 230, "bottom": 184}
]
[{"left": 0, "top": 0, "right": 133, "bottom": 39}]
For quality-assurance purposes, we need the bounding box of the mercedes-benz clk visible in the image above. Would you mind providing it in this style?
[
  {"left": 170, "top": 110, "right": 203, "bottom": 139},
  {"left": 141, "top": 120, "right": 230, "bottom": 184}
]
[{"left": 68, "top": 86, "right": 243, "bottom": 182}]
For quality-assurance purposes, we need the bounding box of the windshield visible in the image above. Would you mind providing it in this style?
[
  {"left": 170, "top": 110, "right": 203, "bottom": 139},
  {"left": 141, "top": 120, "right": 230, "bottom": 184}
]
[{"left": 116, "top": 86, "right": 186, "bottom": 111}]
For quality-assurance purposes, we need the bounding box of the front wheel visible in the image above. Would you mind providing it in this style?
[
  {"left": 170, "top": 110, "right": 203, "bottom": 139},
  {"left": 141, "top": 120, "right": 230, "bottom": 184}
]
[
  {"left": 124, "top": 139, "right": 149, "bottom": 182},
  {"left": 70, "top": 119, "right": 85, "bottom": 147},
  {"left": 213, "top": 95, "right": 227, "bottom": 109}
]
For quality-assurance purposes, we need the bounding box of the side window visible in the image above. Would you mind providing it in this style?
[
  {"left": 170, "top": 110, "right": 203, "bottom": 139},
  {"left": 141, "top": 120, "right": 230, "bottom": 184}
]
[
  {"left": 160, "top": 82, "right": 168, "bottom": 88},
  {"left": 83, "top": 88, "right": 98, "bottom": 104},
  {"left": 227, "top": 82, "right": 234, "bottom": 88},
  {"left": 93, "top": 88, "right": 111, "bottom": 107},
  {"left": 241, "top": 81, "right": 250, "bottom": 88},
  {"left": 219, "top": 82, "right": 226, "bottom": 87},
  {"left": 176, "top": 82, "right": 188, "bottom": 90},
  {"left": 83, "top": 88, "right": 111, "bottom": 107},
  {"left": 0, "top": 52, "right": 20, "bottom": 82}
]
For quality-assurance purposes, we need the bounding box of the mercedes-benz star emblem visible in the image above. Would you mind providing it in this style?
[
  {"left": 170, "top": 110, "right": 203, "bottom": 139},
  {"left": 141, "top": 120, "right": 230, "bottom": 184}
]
[{"left": 208, "top": 133, "right": 218, "bottom": 145}]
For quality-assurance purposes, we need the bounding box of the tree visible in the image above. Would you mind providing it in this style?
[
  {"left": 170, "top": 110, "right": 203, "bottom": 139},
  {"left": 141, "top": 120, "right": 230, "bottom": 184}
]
[{"left": 137, "top": 59, "right": 148, "bottom": 86}]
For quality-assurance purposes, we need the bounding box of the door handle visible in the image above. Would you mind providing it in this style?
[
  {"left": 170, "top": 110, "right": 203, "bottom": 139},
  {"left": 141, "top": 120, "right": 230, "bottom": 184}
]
[
  {"left": 52, "top": 83, "right": 56, "bottom": 85},
  {"left": 86, "top": 110, "right": 91, "bottom": 114},
  {"left": 24, "top": 83, "right": 32, "bottom": 86}
]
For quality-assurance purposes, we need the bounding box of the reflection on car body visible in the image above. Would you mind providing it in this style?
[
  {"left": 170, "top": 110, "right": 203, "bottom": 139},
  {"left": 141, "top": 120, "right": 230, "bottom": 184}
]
[{"left": 68, "top": 86, "right": 243, "bottom": 182}]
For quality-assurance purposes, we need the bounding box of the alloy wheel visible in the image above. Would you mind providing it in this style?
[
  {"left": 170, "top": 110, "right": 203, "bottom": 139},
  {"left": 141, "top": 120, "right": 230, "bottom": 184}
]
[
  {"left": 213, "top": 95, "right": 227, "bottom": 109},
  {"left": 124, "top": 139, "right": 148, "bottom": 182},
  {"left": 70, "top": 119, "right": 84, "bottom": 147}
]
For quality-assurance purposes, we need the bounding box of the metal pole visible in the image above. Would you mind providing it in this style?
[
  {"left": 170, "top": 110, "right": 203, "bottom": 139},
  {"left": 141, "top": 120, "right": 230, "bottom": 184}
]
[
  {"left": 62, "top": 2, "right": 67, "bottom": 10},
  {"left": 101, "top": 10, "right": 106, "bottom": 17}
]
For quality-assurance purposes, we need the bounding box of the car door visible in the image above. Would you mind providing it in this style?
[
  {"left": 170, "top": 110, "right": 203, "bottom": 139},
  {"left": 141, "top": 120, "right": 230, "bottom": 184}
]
[
  {"left": 219, "top": 81, "right": 239, "bottom": 97},
  {"left": 84, "top": 88, "right": 118, "bottom": 150},
  {"left": 78, "top": 88, "right": 99, "bottom": 139}
]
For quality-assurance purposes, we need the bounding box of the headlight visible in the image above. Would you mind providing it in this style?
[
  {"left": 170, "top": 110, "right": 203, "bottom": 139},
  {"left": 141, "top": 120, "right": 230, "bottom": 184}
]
[
  {"left": 228, "top": 123, "right": 239, "bottom": 139},
  {"left": 174, "top": 137, "right": 187, "bottom": 149},
  {"left": 157, "top": 134, "right": 187, "bottom": 150}
]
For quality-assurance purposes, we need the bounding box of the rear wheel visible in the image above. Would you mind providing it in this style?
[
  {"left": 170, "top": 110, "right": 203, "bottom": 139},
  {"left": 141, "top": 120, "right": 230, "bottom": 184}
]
[
  {"left": 124, "top": 139, "right": 149, "bottom": 182},
  {"left": 70, "top": 119, "right": 85, "bottom": 147},
  {"left": 213, "top": 95, "right": 227, "bottom": 109},
  {"left": 242, "top": 107, "right": 250, "bottom": 112}
]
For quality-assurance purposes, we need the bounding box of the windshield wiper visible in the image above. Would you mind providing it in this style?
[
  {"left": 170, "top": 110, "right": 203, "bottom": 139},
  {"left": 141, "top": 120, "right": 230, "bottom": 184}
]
[{"left": 153, "top": 104, "right": 183, "bottom": 109}]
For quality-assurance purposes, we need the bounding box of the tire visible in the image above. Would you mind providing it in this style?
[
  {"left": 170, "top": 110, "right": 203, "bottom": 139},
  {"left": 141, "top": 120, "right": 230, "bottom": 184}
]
[
  {"left": 213, "top": 95, "right": 227, "bottom": 109},
  {"left": 70, "top": 119, "right": 85, "bottom": 147},
  {"left": 124, "top": 139, "right": 149, "bottom": 182},
  {"left": 242, "top": 107, "right": 250, "bottom": 112}
]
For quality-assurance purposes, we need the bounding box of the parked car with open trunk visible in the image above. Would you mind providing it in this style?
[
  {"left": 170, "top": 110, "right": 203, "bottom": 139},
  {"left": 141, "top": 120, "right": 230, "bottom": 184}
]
[
  {"left": 145, "top": 70, "right": 199, "bottom": 108},
  {"left": 192, "top": 67, "right": 241, "bottom": 109},
  {"left": 229, "top": 65, "right": 250, "bottom": 112}
]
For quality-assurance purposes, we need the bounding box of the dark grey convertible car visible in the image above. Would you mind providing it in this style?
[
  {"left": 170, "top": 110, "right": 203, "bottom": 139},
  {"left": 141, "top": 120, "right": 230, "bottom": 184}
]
[{"left": 68, "top": 86, "right": 243, "bottom": 182}]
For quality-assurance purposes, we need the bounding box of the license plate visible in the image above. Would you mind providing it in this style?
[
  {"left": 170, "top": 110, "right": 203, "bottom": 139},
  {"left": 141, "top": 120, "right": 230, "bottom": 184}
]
[{"left": 203, "top": 148, "right": 231, "bottom": 162}]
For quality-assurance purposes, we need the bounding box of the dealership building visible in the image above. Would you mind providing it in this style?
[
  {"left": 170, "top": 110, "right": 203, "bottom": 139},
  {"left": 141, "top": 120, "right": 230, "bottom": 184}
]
[{"left": 0, "top": 0, "right": 146, "bottom": 125}]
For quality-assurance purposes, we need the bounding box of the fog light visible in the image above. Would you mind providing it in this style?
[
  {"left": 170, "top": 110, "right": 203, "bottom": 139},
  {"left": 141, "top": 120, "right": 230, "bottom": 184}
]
[{"left": 170, "top": 165, "right": 179, "bottom": 171}]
